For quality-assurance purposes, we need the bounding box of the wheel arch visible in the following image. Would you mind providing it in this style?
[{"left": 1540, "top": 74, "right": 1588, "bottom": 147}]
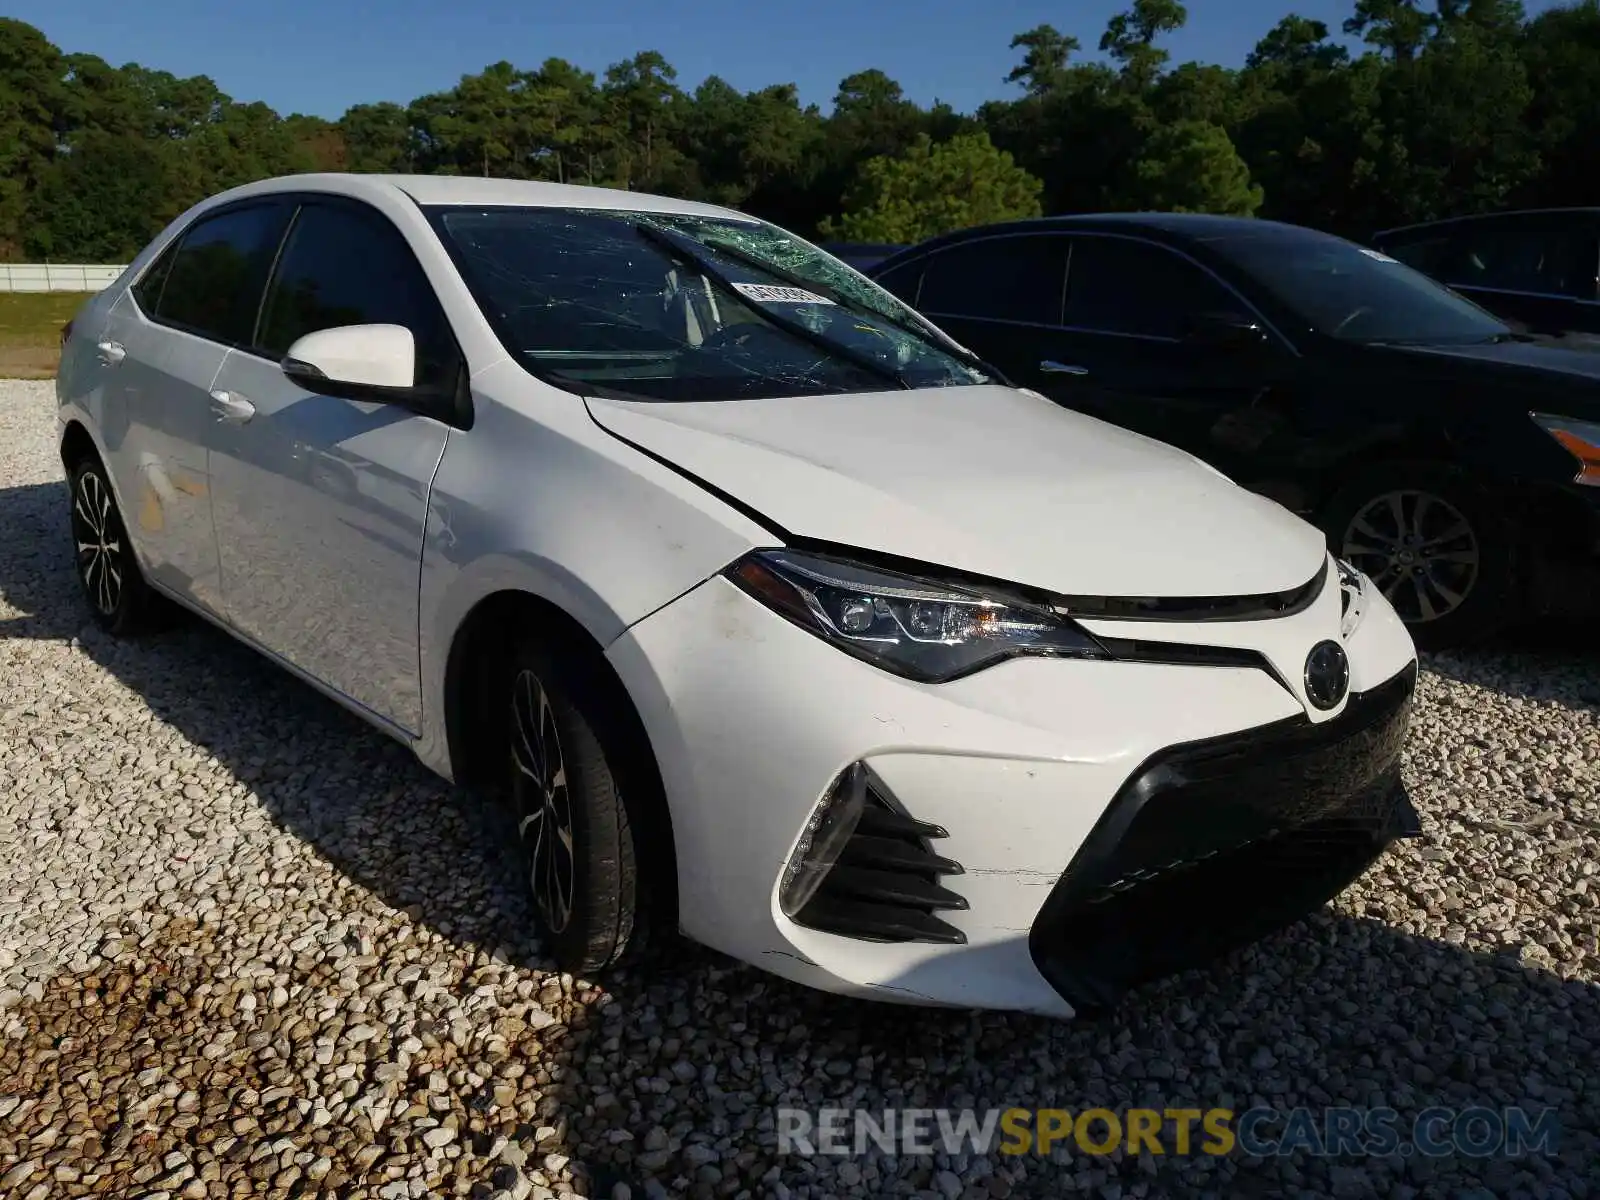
[
  {"left": 59, "top": 418, "right": 101, "bottom": 473},
  {"left": 441, "top": 587, "right": 680, "bottom": 924}
]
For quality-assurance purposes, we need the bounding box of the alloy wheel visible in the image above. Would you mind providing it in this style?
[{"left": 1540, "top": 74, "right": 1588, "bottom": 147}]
[
  {"left": 511, "top": 668, "right": 576, "bottom": 933},
  {"left": 1340, "top": 489, "right": 1479, "bottom": 625},
  {"left": 72, "top": 469, "right": 123, "bottom": 616}
]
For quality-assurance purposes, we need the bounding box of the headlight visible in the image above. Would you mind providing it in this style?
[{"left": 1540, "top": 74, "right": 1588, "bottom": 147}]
[
  {"left": 727, "top": 549, "right": 1107, "bottom": 682},
  {"left": 1336, "top": 557, "right": 1368, "bottom": 640},
  {"left": 1532, "top": 412, "right": 1600, "bottom": 486}
]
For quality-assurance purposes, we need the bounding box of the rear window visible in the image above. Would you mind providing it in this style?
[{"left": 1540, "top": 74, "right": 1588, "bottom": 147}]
[
  {"left": 144, "top": 203, "right": 291, "bottom": 344},
  {"left": 1447, "top": 226, "right": 1600, "bottom": 300},
  {"left": 1380, "top": 235, "right": 1454, "bottom": 277}
]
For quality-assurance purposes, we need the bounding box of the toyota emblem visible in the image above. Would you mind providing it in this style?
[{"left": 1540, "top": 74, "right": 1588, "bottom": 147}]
[{"left": 1303, "top": 640, "right": 1351, "bottom": 711}]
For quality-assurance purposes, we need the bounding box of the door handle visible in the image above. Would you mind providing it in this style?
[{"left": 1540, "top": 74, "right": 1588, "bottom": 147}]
[
  {"left": 209, "top": 389, "right": 256, "bottom": 424},
  {"left": 96, "top": 340, "right": 126, "bottom": 367},
  {"left": 1040, "top": 360, "right": 1089, "bottom": 377}
]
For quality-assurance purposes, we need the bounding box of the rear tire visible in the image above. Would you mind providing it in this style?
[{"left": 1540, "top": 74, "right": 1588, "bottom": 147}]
[
  {"left": 1320, "top": 461, "right": 1515, "bottom": 650},
  {"left": 504, "top": 635, "right": 648, "bottom": 974},
  {"left": 67, "top": 456, "right": 163, "bottom": 637}
]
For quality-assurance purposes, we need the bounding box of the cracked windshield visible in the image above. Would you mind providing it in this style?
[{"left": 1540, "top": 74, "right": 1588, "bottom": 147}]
[{"left": 433, "top": 207, "right": 990, "bottom": 401}]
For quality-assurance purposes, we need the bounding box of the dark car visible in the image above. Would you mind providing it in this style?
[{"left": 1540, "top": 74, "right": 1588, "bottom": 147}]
[
  {"left": 817, "top": 242, "right": 906, "bottom": 272},
  {"left": 1372, "top": 208, "right": 1600, "bottom": 344},
  {"left": 868, "top": 213, "right": 1600, "bottom": 647}
]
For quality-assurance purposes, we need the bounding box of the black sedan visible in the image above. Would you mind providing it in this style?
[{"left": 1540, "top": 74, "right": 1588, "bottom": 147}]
[{"left": 869, "top": 214, "right": 1600, "bottom": 647}]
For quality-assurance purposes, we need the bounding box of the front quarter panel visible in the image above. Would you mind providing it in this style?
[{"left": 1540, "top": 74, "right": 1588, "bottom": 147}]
[{"left": 414, "top": 359, "right": 772, "bottom": 778}]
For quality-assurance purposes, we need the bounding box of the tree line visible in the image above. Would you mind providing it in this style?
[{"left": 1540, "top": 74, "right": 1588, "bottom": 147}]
[{"left": 2, "top": 0, "right": 1597, "bottom": 262}]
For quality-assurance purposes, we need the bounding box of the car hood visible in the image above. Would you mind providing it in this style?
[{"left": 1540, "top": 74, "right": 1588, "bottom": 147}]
[
  {"left": 585, "top": 385, "right": 1328, "bottom": 598},
  {"left": 1378, "top": 338, "right": 1600, "bottom": 413}
]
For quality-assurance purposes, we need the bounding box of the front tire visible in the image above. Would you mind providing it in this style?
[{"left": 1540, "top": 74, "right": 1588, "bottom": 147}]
[
  {"left": 67, "top": 456, "right": 161, "bottom": 636},
  {"left": 505, "top": 637, "right": 645, "bottom": 973},
  {"left": 1320, "top": 462, "right": 1515, "bottom": 649}
]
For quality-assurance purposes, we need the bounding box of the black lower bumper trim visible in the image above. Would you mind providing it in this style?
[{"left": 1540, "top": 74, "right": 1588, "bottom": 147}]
[
  {"left": 791, "top": 780, "right": 969, "bottom": 944},
  {"left": 1029, "top": 662, "right": 1419, "bottom": 1015}
]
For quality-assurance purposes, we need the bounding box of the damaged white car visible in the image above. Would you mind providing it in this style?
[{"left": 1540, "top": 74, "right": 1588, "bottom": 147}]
[{"left": 57, "top": 174, "right": 1419, "bottom": 1016}]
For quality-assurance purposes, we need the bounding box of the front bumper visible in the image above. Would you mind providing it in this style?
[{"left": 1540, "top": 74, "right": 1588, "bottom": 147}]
[
  {"left": 1030, "top": 663, "right": 1417, "bottom": 1015},
  {"left": 606, "top": 569, "right": 1417, "bottom": 1017}
]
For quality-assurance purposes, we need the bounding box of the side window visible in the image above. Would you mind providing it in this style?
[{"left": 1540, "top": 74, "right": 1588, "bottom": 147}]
[
  {"left": 873, "top": 260, "right": 923, "bottom": 306},
  {"left": 1448, "top": 226, "right": 1600, "bottom": 299},
  {"left": 259, "top": 203, "right": 458, "bottom": 390},
  {"left": 131, "top": 241, "right": 178, "bottom": 315},
  {"left": 916, "top": 236, "right": 1068, "bottom": 325},
  {"left": 1064, "top": 236, "right": 1244, "bottom": 340},
  {"left": 1384, "top": 236, "right": 1453, "bottom": 277},
  {"left": 149, "top": 204, "right": 291, "bottom": 344}
]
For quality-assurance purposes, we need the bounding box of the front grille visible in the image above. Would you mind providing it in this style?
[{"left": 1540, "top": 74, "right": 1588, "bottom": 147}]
[
  {"left": 791, "top": 783, "right": 969, "bottom": 944},
  {"left": 1029, "top": 664, "right": 1419, "bottom": 1015},
  {"left": 1055, "top": 559, "right": 1329, "bottom": 623}
]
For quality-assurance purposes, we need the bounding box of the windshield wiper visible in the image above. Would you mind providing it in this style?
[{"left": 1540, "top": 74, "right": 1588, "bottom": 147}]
[
  {"left": 696, "top": 234, "right": 1005, "bottom": 381},
  {"left": 632, "top": 222, "right": 910, "bottom": 390}
]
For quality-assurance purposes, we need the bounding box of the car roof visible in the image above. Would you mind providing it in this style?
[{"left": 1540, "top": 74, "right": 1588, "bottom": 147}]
[
  {"left": 187, "top": 172, "right": 761, "bottom": 224},
  {"left": 870, "top": 212, "right": 1338, "bottom": 272},
  {"left": 1374, "top": 207, "right": 1600, "bottom": 240}
]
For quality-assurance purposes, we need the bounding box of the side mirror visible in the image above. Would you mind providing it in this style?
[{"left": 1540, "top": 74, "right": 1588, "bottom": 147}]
[
  {"left": 1187, "top": 312, "right": 1270, "bottom": 352},
  {"left": 282, "top": 324, "right": 417, "bottom": 398}
]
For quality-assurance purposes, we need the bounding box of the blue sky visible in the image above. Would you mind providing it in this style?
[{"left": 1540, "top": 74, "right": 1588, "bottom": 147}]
[{"left": 12, "top": 0, "right": 1561, "bottom": 120}]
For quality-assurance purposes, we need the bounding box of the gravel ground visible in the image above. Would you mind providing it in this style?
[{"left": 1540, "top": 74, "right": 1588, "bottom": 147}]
[{"left": 2, "top": 376, "right": 1598, "bottom": 1200}]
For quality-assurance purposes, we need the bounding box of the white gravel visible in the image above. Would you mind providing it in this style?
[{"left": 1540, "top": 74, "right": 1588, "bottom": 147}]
[{"left": 2, "top": 376, "right": 1598, "bottom": 1199}]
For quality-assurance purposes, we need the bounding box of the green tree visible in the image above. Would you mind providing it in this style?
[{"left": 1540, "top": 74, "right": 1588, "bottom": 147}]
[
  {"left": 1101, "top": 0, "right": 1189, "bottom": 90},
  {"left": 1513, "top": 0, "right": 1600, "bottom": 205},
  {"left": 1245, "top": 15, "right": 1350, "bottom": 71},
  {"left": 339, "top": 102, "right": 413, "bottom": 172},
  {"left": 27, "top": 129, "right": 177, "bottom": 260},
  {"left": 1004, "top": 25, "right": 1081, "bottom": 95},
  {"left": 1343, "top": 0, "right": 1434, "bottom": 60},
  {"left": 0, "top": 8, "right": 1591, "bottom": 269},
  {"left": 819, "top": 132, "right": 1042, "bottom": 243},
  {"left": 1129, "top": 119, "right": 1264, "bottom": 214},
  {"left": 0, "top": 18, "right": 66, "bottom": 255},
  {"left": 601, "top": 50, "right": 682, "bottom": 188}
]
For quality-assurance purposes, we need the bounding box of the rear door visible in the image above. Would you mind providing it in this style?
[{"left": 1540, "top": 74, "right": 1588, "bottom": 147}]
[
  {"left": 1042, "top": 233, "right": 1292, "bottom": 475},
  {"left": 205, "top": 195, "right": 459, "bottom": 732},
  {"left": 96, "top": 200, "right": 292, "bottom": 614},
  {"left": 897, "top": 233, "right": 1069, "bottom": 390}
]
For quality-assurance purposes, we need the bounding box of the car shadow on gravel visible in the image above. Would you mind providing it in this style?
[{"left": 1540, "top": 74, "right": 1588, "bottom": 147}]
[
  {"left": 3, "top": 475, "right": 1597, "bottom": 1198},
  {"left": 563, "top": 914, "right": 1600, "bottom": 1198},
  {"left": 1422, "top": 621, "right": 1600, "bottom": 711},
  {"left": 0, "top": 479, "right": 536, "bottom": 945}
]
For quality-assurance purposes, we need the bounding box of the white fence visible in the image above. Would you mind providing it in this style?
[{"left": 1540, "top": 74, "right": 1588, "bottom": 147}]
[{"left": 0, "top": 264, "right": 126, "bottom": 293}]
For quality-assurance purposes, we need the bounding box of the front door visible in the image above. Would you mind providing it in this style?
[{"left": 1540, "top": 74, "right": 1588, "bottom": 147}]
[
  {"left": 206, "top": 198, "right": 460, "bottom": 731},
  {"left": 906, "top": 232, "right": 1069, "bottom": 393},
  {"left": 1037, "top": 234, "right": 1293, "bottom": 482}
]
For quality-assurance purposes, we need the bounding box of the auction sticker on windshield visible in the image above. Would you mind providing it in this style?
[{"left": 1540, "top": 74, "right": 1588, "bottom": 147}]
[{"left": 731, "top": 282, "right": 837, "bottom": 305}]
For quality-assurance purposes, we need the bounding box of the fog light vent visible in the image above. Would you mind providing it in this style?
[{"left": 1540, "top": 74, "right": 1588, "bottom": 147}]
[{"left": 782, "top": 764, "right": 968, "bottom": 944}]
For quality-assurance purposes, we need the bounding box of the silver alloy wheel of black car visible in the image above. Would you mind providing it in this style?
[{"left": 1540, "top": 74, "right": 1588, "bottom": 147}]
[
  {"left": 1340, "top": 489, "right": 1480, "bottom": 624},
  {"left": 72, "top": 467, "right": 123, "bottom": 616},
  {"left": 511, "top": 667, "right": 576, "bottom": 933}
]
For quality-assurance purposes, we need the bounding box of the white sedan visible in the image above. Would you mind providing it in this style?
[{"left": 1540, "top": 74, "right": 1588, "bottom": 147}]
[{"left": 56, "top": 174, "right": 1419, "bottom": 1017}]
